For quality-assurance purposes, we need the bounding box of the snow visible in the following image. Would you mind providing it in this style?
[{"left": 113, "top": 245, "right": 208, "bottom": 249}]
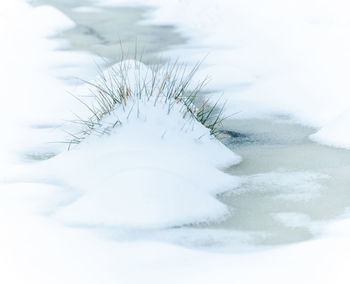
[
  {"left": 311, "top": 109, "right": 350, "bottom": 149},
  {"left": 27, "top": 59, "right": 240, "bottom": 228},
  {"left": 47, "top": 105, "right": 240, "bottom": 227},
  {"left": 2, "top": 0, "right": 350, "bottom": 283},
  {"left": 0, "top": 0, "right": 241, "bottom": 282},
  {"left": 97, "top": 0, "right": 350, "bottom": 149},
  {"left": 0, "top": 0, "right": 99, "bottom": 166}
]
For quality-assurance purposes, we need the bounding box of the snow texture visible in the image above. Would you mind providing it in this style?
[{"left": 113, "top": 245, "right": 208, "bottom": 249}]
[{"left": 1, "top": 1, "right": 350, "bottom": 284}]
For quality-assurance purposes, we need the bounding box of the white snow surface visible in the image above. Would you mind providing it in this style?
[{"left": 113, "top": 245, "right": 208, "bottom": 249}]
[
  {"left": 43, "top": 60, "right": 242, "bottom": 227},
  {"left": 98, "top": 0, "right": 350, "bottom": 149},
  {"left": 1, "top": 1, "right": 350, "bottom": 284},
  {"left": 311, "top": 109, "right": 350, "bottom": 149}
]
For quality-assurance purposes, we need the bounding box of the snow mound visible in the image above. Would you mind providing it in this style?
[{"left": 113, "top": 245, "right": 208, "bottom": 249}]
[{"left": 40, "top": 60, "right": 241, "bottom": 228}]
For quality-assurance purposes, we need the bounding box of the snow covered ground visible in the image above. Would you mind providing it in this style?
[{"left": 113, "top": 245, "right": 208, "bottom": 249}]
[
  {"left": 97, "top": 0, "right": 350, "bottom": 149},
  {"left": 1, "top": 0, "right": 350, "bottom": 283}
]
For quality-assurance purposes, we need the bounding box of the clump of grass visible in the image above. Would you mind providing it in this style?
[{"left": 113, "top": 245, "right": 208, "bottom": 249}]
[{"left": 66, "top": 58, "right": 227, "bottom": 148}]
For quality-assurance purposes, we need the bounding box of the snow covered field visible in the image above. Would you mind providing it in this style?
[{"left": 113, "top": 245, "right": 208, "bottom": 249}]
[{"left": 1, "top": 0, "right": 350, "bottom": 283}]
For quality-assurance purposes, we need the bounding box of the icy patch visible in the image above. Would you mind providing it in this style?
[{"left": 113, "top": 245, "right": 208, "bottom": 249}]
[
  {"left": 272, "top": 212, "right": 322, "bottom": 235},
  {"left": 237, "top": 171, "right": 327, "bottom": 201},
  {"left": 273, "top": 212, "right": 312, "bottom": 228},
  {"left": 72, "top": 6, "right": 103, "bottom": 13}
]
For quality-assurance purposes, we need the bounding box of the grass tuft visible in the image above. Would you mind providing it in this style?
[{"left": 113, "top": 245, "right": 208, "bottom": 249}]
[{"left": 66, "top": 58, "right": 227, "bottom": 148}]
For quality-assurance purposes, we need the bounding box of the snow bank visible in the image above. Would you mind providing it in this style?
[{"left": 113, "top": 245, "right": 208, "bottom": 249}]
[
  {"left": 98, "top": 0, "right": 350, "bottom": 149},
  {"left": 311, "top": 109, "right": 350, "bottom": 149},
  {"left": 0, "top": 0, "right": 100, "bottom": 167}
]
